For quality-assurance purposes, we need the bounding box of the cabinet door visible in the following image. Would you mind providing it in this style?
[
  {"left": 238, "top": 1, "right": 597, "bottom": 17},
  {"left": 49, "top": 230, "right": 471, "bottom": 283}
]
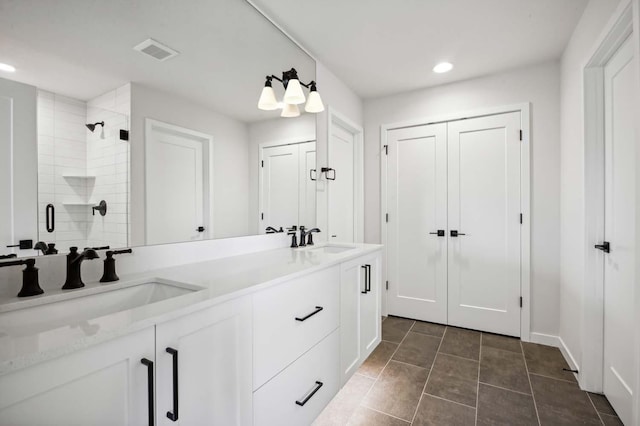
[
  {"left": 360, "top": 253, "right": 381, "bottom": 359},
  {"left": 340, "top": 259, "right": 363, "bottom": 384},
  {"left": 155, "top": 297, "right": 252, "bottom": 426},
  {"left": 0, "top": 327, "right": 155, "bottom": 426}
]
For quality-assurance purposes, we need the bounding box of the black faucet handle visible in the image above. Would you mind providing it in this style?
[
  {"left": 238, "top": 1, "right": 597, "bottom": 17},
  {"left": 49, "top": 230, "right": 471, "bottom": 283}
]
[
  {"left": 287, "top": 225, "right": 298, "bottom": 232},
  {"left": 110, "top": 248, "right": 132, "bottom": 256}
]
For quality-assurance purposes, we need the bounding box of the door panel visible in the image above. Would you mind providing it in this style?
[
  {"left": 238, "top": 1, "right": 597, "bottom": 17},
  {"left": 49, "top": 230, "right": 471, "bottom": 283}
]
[
  {"left": 262, "top": 144, "right": 300, "bottom": 232},
  {"left": 328, "top": 124, "right": 355, "bottom": 242},
  {"left": 447, "top": 112, "right": 521, "bottom": 336},
  {"left": 603, "top": 36, "right": 635, "bottom": 425},
  {"left": 387, "top": 124, "right": 448, "bottom": 323}
]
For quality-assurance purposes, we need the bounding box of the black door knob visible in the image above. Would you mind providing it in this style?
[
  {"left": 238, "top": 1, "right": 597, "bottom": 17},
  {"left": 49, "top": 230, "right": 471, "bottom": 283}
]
[{"left": 429, "top": 230, "right": 445, "bottom": 237}]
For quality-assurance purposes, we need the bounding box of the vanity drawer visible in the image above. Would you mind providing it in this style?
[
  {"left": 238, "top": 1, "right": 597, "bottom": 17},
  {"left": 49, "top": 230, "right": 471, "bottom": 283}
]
[
  {"left": 253, "top": 330, "right": 340, "bottom": 426},
  {"left": 253, "top": 265, "right": 340, "bottom": 388}
]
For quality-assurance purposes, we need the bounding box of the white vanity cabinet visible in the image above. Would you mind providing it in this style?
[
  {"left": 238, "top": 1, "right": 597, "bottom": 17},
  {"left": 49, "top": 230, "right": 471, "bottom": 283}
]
[
  {"left": 0, "top": 327, "right": 155, "bottom": 426},
  {"left": 340, "top": 252, "right": 382, "bottom": 384},
  {"left": 155, "top": 295, "right": 253, "bottom": 426}
]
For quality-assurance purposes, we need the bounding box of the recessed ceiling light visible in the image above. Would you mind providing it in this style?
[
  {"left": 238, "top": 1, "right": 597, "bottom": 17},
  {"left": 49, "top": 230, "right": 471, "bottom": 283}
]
[
  {"left": 433, "top": 62, "right": 453, "bottom": 73},
  {"left": 0, "top": 63, "right": 16, "bottom": 73}
]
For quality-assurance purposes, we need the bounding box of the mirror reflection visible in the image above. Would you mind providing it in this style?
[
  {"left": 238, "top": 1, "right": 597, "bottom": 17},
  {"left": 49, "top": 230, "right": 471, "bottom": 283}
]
[{"left": 0, "top": 0, "right": 318, "bottom": 257}]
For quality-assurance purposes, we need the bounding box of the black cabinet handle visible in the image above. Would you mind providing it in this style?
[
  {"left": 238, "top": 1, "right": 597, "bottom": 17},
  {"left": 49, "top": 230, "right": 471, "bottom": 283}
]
[
  {"left": 450, "top": 230, "right": 466, "bottom": 237},
  {"left": 365, "top": 264, "right": 371, "bottom": 292},
  {"left": 429, "top": 230, "right": 445, "bottom": 237},
  {"left": 46, "top": 204, "right": 55, "bottom": 233},
  {"left": 295, "top": 381, "right": 324, "bottom": 406},
  {"left": 295, "top": 306, "right": 324, "bottom": 322},
  {"left": 166, "top": 347, "right": 179, "bottom": 421},
  {"left": 140, "top": 358, "right": 154, "bottom": 426},
  {"left": 361, "top": 265, "right": 368, "bottom": 294},
  {"left": 595, "top": 241, "right": 610, "bottom": 253}
]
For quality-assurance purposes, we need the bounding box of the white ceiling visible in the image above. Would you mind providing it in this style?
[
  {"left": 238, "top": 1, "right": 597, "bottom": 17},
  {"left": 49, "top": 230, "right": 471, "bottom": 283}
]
[
  {"left": 252, "top": 0, "right": 589, "bottom": 99},
  {"left": 0, "top": 0, "right": 315, "bottom": 123}
]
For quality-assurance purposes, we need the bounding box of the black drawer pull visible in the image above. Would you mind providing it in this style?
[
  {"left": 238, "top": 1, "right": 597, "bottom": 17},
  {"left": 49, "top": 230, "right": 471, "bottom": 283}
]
[
  {"left": 46, "top": 204, "right": 55, "bottom": 233},
  {"left": 365, "top": 264, "right": 371, "bottom": 292},
  {"left": 295, "top": 306, "right": 323, "bottom": 322},
  {"left": 166, "top": 347, "right": 179, "bottom": 421},
  {"left": 361, "top": 265, "right": 368, "bottom": 294},
  {"left": 295, "top": 381, "right": 324, "bottom": 406},
  {"left": 140, "top": 358, "right": 154, "bottom": 426}
]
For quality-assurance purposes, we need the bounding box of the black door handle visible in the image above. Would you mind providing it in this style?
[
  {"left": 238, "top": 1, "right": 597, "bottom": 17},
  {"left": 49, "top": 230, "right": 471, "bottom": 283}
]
[
  {"left": 361, "top": 265, "right": 368, "bottom": 294},
  {"left": 295, "top": 306, "right": 324, "bottom": 321},
  {"left": 295, "top": 381, "right": 324, "bottom": 406},
  {"left": 429, "top": 230, "right": 445, "bottom": 237},
  {"left": 310, "top": 169, "right": 317, "bottom": 181},
  {"left": 140, "top": 358, "right": 154, "bottom": 426},
  {"left": 450, "top": 230, "right": 466, "bottom": 237},
  {"left": 166, "top": 347, "right": 179, "bottom": 421},
  {"left": 196, "top": 226, "right": 205, "bottom": 232},
  {"left": 595, "top": 241, "right": 610, "bottom": 253}
]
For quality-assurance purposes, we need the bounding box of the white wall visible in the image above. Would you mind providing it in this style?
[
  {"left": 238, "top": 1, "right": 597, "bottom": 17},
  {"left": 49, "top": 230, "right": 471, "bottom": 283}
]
[
  {"left": 364, "top": 61, "right": 561, "bottom": 336},
  {"left": 559, "top": 0, "right": 621, "bottom": 375},
  {"left": 247, "top": 114, "right": 315, "bottom": 234},
  {"left": 129, "top": 84, "right": 250, "bottom": 244},
  {"left": 314, "top": 62, "right": 364, "bottom": 240}
]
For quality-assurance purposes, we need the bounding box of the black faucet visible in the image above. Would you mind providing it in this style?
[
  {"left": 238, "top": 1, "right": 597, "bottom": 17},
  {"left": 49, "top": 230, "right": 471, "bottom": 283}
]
[
  {"left": 0, "top": 258, "right": 44, "bottom": 297},
  {"left": 62, "top": 247, "right": 100, "bottom": 289},
  {"left": 100, "top": 248, "right": 132, "bottom": 283},
  {"left": 298, "top": 226, "right": 308, "bottom": 247},
  {"left": 34, "top": 241, "right": 58, "bottom": 255},
  {"left": 0, "top": 253, "right": 17, "bottom": 260},
  {"left": 265, "top": 226, "right": 284, "bottom": 234},
  {"left": 288, "top": 226, "right": 298, "bottom": 248},
  {"left": 305, "top": 228, "right": 321, "bottom": 246}
]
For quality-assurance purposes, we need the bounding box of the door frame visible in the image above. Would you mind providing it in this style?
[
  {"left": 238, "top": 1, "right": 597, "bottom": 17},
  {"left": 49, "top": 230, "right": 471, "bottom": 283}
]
[
  {"left": 380, "top": 102, "right": 531, "bottom": 341},
  {"left": 257, "top": 137, "right": 315, "bottom": 233},
  {"left": 582, "top": 1, "right": 635, "bottom": 395},
  {"left": 327, "top": 106, "right": 365, "bottom": 243},
  {"left": 144, "top": 118, "right": 214, "bottom": 244}
]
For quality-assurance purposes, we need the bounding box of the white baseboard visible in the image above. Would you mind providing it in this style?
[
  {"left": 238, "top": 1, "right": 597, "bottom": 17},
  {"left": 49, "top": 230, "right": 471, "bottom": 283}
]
[{"left": 529, "top": 332, "right": 581, "bottom": 383}]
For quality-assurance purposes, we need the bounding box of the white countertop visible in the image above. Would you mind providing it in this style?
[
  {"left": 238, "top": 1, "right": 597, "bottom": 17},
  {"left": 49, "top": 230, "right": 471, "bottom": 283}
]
[{"left": 0, "top": 243, "right": 382, "bottom": 375}]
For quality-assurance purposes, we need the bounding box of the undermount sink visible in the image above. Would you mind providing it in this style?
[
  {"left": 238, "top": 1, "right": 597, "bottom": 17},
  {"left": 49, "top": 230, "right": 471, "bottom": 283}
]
[
  {"left": 0, "top": 279, "right": 203, "bottom": 337},
  {"left": 306, "top": 244, "right": 357, "bottom": 254}
]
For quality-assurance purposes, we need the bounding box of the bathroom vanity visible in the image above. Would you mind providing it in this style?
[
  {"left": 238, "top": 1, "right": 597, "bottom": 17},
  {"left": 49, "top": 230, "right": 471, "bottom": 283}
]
[{"left": 0, "top": 243, "right": 382, "bottom": 425}]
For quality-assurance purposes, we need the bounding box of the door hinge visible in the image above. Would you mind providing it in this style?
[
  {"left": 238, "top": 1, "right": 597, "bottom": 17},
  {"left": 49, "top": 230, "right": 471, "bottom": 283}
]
[
  {"left": 386, "top": 280, "right": 389, "bottom": 290},
  {"left": 384, "top": 145, "right": 388, "bottom": 155},
  {"left": 261, "top": 160, "right": 264, "bottom": 167},
  {"left": 519, "top": 130, "right": 523, "bottom": 141},
  {"left": 520, "top": 213, "right": 523, "bottom": 224},
  {"left": 261, "top": 212, "right": 264, "bottom": 220},
  {"left": 519, "top": 297, "right": 523, "bottom": 308},
  {"left": 385, "top": 213, "right": 389, "bottom": 223}
]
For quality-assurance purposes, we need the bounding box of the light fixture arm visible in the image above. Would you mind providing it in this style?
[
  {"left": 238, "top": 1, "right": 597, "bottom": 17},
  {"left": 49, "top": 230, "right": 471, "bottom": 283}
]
[{"left": 266, "top": 68, "right": 315, "bottom": 89}]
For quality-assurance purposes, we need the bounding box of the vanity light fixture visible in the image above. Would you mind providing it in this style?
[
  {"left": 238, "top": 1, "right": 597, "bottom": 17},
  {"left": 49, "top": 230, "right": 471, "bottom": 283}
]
[
  {"left": 0, "top": 62, "right": 16, "bottom": 73},
  {"left": 433, "top": 62, "right": 453, "bottom": 73},
  {"left": 258, "top": 68, "right": 325, "bottom": 117}
]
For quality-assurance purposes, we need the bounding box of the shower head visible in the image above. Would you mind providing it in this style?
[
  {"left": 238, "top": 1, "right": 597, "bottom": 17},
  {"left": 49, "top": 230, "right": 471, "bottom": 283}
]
[{"left": 86, "top": 121, "right": 104, "bottom": 132}]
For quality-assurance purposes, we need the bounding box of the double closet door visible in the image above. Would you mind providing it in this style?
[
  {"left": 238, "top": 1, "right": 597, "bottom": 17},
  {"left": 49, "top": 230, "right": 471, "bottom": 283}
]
[{"left": 386, "top": 111, "right": 522, "bottom": 337}]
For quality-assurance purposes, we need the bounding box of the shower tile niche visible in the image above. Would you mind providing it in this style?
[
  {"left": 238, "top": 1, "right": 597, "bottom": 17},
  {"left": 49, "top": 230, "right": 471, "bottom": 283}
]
[{"left": 37, "top": 84, "right": 130, "bottom": 251}]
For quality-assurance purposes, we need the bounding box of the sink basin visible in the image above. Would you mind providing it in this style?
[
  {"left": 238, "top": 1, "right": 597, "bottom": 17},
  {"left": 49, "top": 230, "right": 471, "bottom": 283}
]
[
  {"left": 0, "top": 279, "right": 202, "bottom": 337},
  {"left": 306, "top": 244, "right": 357, "bottom": 254}
]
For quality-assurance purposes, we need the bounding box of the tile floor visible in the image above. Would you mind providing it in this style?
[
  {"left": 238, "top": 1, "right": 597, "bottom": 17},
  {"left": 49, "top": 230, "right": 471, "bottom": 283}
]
[{"left": 315, "top": 316, "right": 623, "bottom": 426}]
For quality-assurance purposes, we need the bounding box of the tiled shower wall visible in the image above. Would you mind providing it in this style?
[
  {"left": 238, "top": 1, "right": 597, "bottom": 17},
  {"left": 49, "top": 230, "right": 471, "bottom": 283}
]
[{"left": 37, "top": 84, "right": 130, "bottom": 251}]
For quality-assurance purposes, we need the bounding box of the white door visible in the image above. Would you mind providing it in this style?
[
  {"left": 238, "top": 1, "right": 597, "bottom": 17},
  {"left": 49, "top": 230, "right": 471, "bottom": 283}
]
[
  {"left": 447, "top": 112, "right": 521, "bottom": 336},
  {"left": 0, "top": 327, "right": 154, "bottom": 425},
  {"left": 261, "top": 144, "right": 300, "bottom": 232},
  {"left": 602, "top": 36, "right": 635, "bottom": 425},
  {"left": 155, "top": 296, "right": 253, "bottom": 426},
  {"left": 387, "top": 124, "right": 448, "bottom": 323},
  {"left": 328, "top": 123, "right": 355, "bottom": 242},
  {"left": 298, "top": 141, "right": 317, "bottom": 229},
  {"left": 146, "top": 120, "right": 211, "bottom": 245}
]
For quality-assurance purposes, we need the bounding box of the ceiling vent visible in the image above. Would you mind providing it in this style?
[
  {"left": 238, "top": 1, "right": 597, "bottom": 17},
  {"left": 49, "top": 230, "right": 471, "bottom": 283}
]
[{"left": 133, "top": 38, "right": 179, "bottom": 62}]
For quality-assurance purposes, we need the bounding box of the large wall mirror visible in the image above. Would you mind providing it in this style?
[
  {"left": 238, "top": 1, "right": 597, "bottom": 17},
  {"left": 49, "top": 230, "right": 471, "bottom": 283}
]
[{"left": 0, "top": 0, "right": 318, "bottom": 257}]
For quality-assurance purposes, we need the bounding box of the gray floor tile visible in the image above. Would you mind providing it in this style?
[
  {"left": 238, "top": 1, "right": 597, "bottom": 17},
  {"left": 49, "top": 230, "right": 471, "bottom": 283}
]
[
  {"left": 588, "top": 392, "right": 617, "bottom": 416},
  {"left": 530, "top": 374, "right": 601, "bottom": 425},
  {"left": 482, "top": 333, "right": 522, "bottom": 353},
  {"left": 477, "top": 383, "right": 538, "bottom": 425},
  {"left": 313, "top": 374, "right": 375, "bottom": 426},
  {"left": 480, "top": 346, "right": 531, "bottom": 394},
  {"left": 425, "top": 353, "right": 479, "bottom": 407},
  {"left": 411, "top": 321, "right": 446, "bottom": 338},
  {"left": 522, "top": 342, "right": 577, "bottom": 383},
  {"left": 362, "top": 360, "right": 429, "bottom": 421},
  {"left": 392, "top": 332, "right": 441, "bottom": 369},
  {"left": 413, "top": 394, "right": 476, "bottom": 426},
  {"left": 358, "top": 341, "right": 398, "bottom": 378},
  {"left": 382, "top": 316, "right": 415, "bottom": 343},
  {"left": 439, "top": 327, "right": 481, "bottom": 360},
  {"left": 601, "top": 413, "right": 624, "bottom": 425},
  {"left": 347, "top": 406, "right": 410, "bottom": 426}
]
